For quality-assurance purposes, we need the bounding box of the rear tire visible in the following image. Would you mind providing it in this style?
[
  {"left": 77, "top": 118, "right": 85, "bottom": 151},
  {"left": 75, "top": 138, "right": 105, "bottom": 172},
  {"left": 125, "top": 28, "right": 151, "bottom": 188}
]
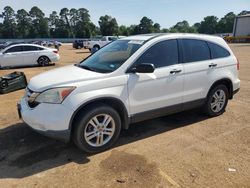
[
  {"left": 204, "top": 84, "right": 229, "bottom": 117},
  {"left": 93, "top": 45, "right": 100, "bottom": 51},
  {"left": 38, "top": 56, "right": 50, "bottom": 67},
  {"left": 73, "top": 105, "right": 121, "bottom": 153}
]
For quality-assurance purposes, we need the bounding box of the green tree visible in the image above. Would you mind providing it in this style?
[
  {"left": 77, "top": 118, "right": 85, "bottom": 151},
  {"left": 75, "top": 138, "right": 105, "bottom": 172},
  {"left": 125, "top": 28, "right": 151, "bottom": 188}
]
[
  {"left": 118, "top": 25, "right": 129, "bottom": 36},
  {"left": 170, "top": 20, "right": 188, "bottom": 33},
  {"left": 74, "top": 8, "right": 93, "bottom": 38},
  {"left": 16, "top": 9, "right": 31, "bottom": 38},
  {"left": 29, "top": 6, "right": 49, "bottom": 38},
  {"left": 153, "top": 23, "right": 161, "bottom": 33},
  {"left": 161, "top": 28, "right": 169, "bottom": 33},
  {"left": 169, "top": 21, "right": 197, "bottom": 33},
  {"left": 137, "top": 16, "right": 154, "bottom": 34},
  {"left": 60, "top": 8, "right": 73, "bottom": 37},
  {"left": 99, "top": 15, "right": 118, "bottom": 36},
  {"left": 127, "top": 25, "right": 137, "bottom": 35},
  {"left": 2, "top": 6, "right": 16, "bottom": 38},
  {"left": 193, "top": 23, "right": 201, "bottom": 31},
  {"left": 54, "top": 19, "right": 70, "bottom": 38},
  {"left": 216, "top": 12, "right": 236, "bottom": 33},
  {"left": 69, "top": 8, "right": 79, "bottom": 30},
  {"left": 238, "top": 10, "right": 250, "bottom": 16},
  {"left": 0, "top": 23, "right": 3, "bottom": 38},
  {"left": 49, "top": 11, "right": 59, "bottom": 29},
  {"left": 198, "top": 16, "right": 218, "bottom": 34},
  {"left": 49, "top": 11, "right": 65, "bottom": 38}
]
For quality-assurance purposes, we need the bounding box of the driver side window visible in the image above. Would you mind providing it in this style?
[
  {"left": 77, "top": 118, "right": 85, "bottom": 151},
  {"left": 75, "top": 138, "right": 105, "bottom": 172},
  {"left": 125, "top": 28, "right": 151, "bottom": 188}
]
[{"left": 136, "top": 39, "right": 179, "bottom": 68}]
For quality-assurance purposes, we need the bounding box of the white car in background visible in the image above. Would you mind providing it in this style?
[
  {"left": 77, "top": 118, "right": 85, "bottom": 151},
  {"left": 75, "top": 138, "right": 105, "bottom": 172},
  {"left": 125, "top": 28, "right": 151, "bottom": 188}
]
[
  {"left": 85, "top": 36, "right": 119, "bottom": 51},
  {"left": 0, "top": 44, "right": 60, "bottom": 68}
]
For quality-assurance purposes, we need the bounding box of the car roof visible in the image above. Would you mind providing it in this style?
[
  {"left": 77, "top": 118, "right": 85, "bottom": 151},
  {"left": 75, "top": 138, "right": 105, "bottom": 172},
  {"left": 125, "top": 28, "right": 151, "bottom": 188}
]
[
  {"left": 122, "top": 34, "right": 163, "bottom": 41},
  {"left": 122, "top": 33, "right": 222, "bottom": 42},
  {"left": 1, "top": 43, "right": 47, "bottom": 51},
  {"left": 8, "top": 43, "right": 45, "bottom": 48}
]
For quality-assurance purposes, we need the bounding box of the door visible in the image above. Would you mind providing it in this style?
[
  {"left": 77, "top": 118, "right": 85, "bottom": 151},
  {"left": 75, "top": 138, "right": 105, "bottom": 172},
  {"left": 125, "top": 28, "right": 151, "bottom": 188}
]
[
  {"left": 128, "top": 39, "right": 184, "bottom": 117},
  {"left": 1, "top": 46, "right": 23, "bottom": 67},
  {"left": 179, "top": 39, "right": 213, "bottom": 103},
  {"left": 22, "top": 45, "right": 40, "bottom": 65}
]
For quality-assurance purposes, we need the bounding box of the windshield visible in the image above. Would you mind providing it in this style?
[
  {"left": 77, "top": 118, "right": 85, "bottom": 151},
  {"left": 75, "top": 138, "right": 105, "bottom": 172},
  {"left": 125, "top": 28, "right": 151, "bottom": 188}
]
[{"left": 79, "top": 40, "right": 144, "bottom": 73}]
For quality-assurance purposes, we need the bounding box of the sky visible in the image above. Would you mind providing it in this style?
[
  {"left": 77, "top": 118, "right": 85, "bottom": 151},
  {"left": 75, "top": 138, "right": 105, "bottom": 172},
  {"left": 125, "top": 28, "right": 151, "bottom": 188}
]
[{"left": 0, "top": 0, "right": 249, "bottom": 28}]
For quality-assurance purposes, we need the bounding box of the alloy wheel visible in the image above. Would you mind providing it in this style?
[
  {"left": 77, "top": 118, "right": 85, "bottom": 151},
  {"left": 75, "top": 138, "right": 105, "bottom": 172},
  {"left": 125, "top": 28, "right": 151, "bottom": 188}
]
[
  {"left": 210, "top": 89, "right": 226, "bottom": 113},
  {"left": 84, "top": 114, "right": 115, "bottom": 147}
]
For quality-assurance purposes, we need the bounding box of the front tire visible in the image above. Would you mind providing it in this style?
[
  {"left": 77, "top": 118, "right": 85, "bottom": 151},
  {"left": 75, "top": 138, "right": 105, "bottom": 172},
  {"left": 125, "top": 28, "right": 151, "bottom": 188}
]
[
  {"left": 204, "top": 84, "right": 229, "bottom": 117},
  {"left": 73, "top": 105, "right": 121, "bottom": 153}
]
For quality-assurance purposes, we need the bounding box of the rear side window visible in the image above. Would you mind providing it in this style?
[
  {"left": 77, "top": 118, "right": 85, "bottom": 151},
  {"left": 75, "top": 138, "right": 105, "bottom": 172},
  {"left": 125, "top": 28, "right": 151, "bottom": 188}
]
[
  {"left": 181, "top": 39, "right": 210, "bottom": 63},
  {"left": 208, "top": 42, "right": 230, "bottom": 59},
  {"left": 136, "top": 39, "right": 178, "bottom": 68},
  {"left": 23, "top": 46, "right": 43, "bottom": 51},
  {"left": 5, "top": 46, "right": 23, "bottom": 53}
]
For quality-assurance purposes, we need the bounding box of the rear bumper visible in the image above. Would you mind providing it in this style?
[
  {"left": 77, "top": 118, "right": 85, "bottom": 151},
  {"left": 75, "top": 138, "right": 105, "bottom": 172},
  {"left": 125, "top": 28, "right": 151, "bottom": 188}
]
[{"left": 50, "top": 54, "right": 60, "bottom": 62}]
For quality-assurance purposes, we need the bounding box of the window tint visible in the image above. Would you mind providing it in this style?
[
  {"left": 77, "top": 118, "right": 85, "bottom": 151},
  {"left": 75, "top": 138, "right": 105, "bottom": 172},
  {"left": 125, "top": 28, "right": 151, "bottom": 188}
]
[
  {"left": 23, "top": 45, "right": 44, "bottom": 51},
  {"left": 108, "top": 37, "right": 117, "bottom": 41},
  {"left": 5, "top": 46, "right": 23, "bottom": 53},
  {"left": 79, "top": 40, "right": 142, "bottom": 73},
  {"left": 208, "top": 42, "right": 230, "bottom": 59},
  {"left": 181, "top": 39, "right": 210, "bottom": 63},
  {"left": 136, "top": 40, "right": 178, "bottom": 68}
]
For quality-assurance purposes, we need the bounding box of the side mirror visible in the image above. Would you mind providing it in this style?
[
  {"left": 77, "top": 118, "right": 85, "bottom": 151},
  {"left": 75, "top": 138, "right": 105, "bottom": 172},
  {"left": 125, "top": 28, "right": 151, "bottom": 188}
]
[{"left": 131, "top": 63, "right": 155, "bottom": 73}]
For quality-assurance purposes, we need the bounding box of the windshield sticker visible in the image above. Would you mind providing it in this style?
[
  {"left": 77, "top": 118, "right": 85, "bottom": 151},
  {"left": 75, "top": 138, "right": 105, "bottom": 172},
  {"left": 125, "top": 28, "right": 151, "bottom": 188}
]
[{"left": 128, "top": 40, "right": 144, "bottom": 45}]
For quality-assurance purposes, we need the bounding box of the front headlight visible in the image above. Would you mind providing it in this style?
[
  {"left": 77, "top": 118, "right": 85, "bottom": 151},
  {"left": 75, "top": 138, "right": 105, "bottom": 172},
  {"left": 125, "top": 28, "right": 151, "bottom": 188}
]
[{"left": 34, "top": 87, "right": 76, "bottom": 104}]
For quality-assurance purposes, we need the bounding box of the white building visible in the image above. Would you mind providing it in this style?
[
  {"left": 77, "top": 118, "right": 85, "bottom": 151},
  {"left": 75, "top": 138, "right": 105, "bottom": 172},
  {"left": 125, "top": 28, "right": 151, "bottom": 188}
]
[{"left": 233, "top": 14, "right": 250, "bottom": 37}]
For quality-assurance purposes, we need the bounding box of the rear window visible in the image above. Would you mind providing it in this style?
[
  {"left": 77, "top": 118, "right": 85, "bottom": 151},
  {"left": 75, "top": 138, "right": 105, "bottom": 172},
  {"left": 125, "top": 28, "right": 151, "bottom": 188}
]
[
  {"left": 208, "top": 42, "right": 230, "bottom": 59},
  {"left": 181, "top": 39, "right": 210, "bottom": 63}
]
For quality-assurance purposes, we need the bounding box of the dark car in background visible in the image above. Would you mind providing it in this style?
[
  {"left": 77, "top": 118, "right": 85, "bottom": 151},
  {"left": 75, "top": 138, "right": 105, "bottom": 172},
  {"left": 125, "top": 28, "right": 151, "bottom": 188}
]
[{"left": 73, "top": 40, "right": 88, "bottom": 49}]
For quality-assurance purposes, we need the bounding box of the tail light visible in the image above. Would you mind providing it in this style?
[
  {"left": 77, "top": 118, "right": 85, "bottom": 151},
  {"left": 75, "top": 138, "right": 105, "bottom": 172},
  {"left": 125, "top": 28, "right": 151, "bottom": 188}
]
[
  {"left": 237, "top": 58, "right": 240, "bottom": 70},
  {"left": 53, "top": 50, "right": 58, "bottom": 54}
]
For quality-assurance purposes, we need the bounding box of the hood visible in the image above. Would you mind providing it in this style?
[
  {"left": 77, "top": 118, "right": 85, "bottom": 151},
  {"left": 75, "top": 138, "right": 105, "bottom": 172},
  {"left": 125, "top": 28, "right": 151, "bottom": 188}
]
[{"left": 28, "top": 65, "right": 106, "bottom": 92}]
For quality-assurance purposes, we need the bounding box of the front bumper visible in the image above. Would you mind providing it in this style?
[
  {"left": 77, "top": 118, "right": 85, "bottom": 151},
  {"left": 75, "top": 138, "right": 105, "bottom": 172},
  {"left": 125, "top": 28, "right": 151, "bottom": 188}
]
[{"left": 17, "top": 97, "right": 72, "bottom": 143}]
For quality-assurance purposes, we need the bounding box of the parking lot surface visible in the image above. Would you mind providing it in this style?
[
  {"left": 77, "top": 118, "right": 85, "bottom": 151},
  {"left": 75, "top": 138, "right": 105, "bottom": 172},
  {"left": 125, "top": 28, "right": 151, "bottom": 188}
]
[{"left": 0, "top": 44, "right": 250, "bottom": 188}]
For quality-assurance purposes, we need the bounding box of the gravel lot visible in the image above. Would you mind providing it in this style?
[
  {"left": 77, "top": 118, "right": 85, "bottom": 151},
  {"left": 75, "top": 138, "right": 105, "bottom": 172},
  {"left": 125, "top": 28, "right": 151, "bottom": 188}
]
[{"left": 0, "top": 44, "right": 249, "bottom": 188}]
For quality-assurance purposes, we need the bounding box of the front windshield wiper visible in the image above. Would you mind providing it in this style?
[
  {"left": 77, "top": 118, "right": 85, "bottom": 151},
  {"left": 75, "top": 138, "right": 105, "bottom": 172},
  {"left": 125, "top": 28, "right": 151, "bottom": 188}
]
[{"left": 75, "top": 64, "right": 96, "bottom": 72}]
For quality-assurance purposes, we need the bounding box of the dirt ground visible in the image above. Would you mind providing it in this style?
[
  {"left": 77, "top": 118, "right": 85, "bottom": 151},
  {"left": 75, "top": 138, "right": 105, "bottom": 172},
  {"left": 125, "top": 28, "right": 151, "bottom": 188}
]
[{"left": 0, "top": 44, "right": 249, "bottom": 188}]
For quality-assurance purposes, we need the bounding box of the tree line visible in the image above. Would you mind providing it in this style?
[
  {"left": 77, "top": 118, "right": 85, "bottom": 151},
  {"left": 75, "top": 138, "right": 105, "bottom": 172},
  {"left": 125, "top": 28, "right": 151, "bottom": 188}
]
[{"left": 0, "top": 6, "right": 249, "bottom": 39}]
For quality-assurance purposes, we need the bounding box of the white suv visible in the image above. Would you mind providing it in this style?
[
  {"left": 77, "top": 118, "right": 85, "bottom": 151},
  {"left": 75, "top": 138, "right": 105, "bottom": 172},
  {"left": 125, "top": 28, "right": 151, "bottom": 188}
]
[{"left": 18, "top": 33, "right": 240, "bottom": 153}]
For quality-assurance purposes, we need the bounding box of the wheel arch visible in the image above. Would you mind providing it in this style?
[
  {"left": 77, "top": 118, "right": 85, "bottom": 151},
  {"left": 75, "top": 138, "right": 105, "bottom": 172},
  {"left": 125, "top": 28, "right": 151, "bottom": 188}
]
[
  {"left": 69, "top": 97, "right": 130, "bottom": 138},
  {"left": 208, "top": 78, "right": 233, "bottom": 99}
]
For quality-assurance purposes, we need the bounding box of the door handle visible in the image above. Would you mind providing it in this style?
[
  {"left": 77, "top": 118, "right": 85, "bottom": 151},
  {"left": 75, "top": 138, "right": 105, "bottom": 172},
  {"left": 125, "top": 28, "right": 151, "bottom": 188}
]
[
  {"left": 209, "top": 63, "right": 217, "bottom": 68},
  {"left": 170, "top": 69, "right": 182, "bottom": 74}
]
